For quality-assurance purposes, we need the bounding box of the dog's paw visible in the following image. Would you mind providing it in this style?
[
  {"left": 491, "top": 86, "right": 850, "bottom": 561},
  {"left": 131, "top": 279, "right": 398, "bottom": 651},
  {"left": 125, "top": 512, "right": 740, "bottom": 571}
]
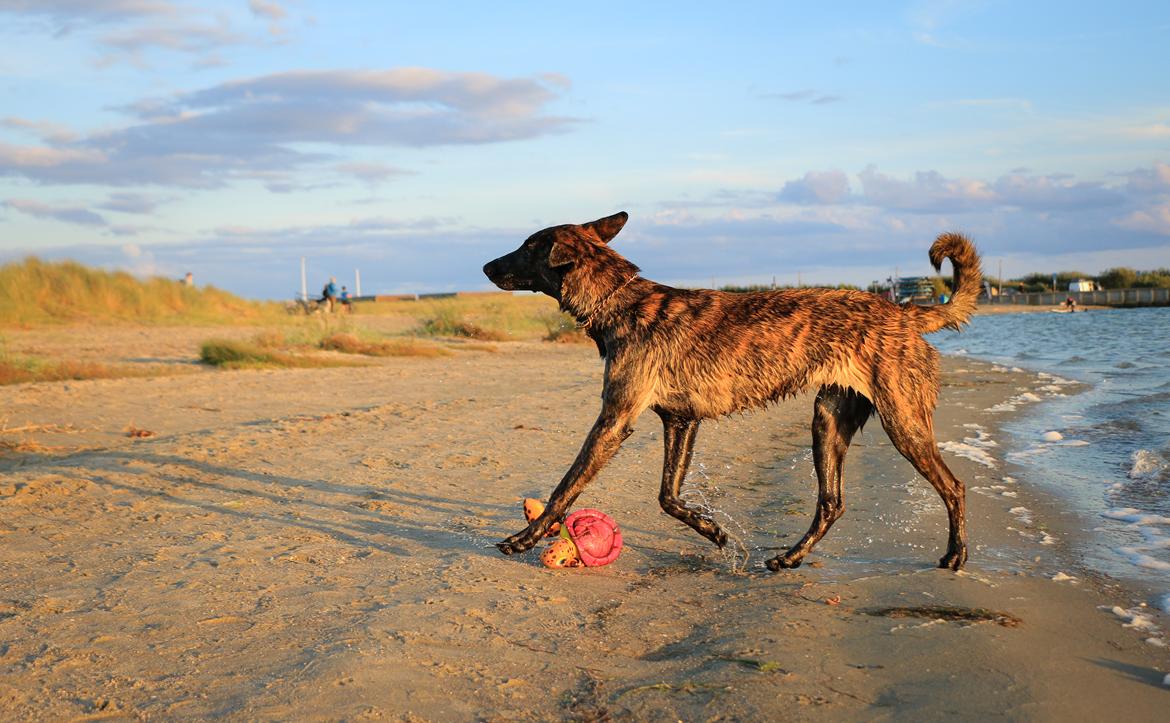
[
  {"left": 937, "top": 548, "right": 967, "bottom": 571},
  {"left": 765, "top": 553, "right": 803, "bottom": 571},
  {"left": 496, "top": 533, "right": 538, "bottom": 556}
]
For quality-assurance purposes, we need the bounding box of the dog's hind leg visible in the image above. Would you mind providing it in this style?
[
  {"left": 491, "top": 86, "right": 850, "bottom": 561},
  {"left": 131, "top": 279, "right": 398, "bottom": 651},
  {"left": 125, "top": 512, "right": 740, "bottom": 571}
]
[
  {"left": 655, "top": 408, "right": 727, "bottom": 548},
  {"left": 878, "top": 406, "right": 968, "bottom": 570},
  {"left": 767, "top": 386, "right": 872, "bottom": 571}
]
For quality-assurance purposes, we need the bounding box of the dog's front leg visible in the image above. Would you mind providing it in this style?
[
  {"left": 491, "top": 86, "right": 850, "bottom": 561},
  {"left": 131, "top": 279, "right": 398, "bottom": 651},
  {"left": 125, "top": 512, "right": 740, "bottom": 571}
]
[{"left": 496, "top": 409, "right": 634, "bottom": 555}]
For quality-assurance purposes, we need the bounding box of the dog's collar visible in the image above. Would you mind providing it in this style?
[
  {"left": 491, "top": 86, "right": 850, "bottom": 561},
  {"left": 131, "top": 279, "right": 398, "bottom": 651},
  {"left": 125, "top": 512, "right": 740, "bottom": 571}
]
[{"left": 575, "top": 273, "right": 639, "bottom": 330}]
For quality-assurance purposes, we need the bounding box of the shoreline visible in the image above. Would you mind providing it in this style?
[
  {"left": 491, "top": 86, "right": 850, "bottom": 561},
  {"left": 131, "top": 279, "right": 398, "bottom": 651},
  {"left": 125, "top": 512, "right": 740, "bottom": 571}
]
[
  {"left": 973, "top": 303, "right": 1110, "bottom": 315},
  {"left": 933, "top": 308, "right": 1170, "bottom": 620},
  {"left": 1, "top": 326, "right": 1168, "bottom": 718}
]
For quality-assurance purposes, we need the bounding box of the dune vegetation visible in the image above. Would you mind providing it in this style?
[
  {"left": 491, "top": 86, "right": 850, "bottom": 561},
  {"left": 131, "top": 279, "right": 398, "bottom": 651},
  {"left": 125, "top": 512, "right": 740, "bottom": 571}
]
[
  {"left": 318, "top": 332, "right": 454, "bottom": 358},
  {"left": 0, "top": 354, "right": 170, "bottom": 386},
  {"left": 363, "top": 293, "right": 567, "bottom": 341},
  {"left": 0, "top": 257, "right": 282, "bottom": 327},
  {"left": 0, "top": 333, "right": 178, "bottom": 386},
  {"left": 198, "top": 338, "right": 370, "bottom": 370}
]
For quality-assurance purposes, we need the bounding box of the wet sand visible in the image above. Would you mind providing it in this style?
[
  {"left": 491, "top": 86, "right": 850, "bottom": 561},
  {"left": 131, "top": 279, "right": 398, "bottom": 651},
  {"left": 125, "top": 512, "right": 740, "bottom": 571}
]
[{"left": 1, "top": 327, "right": 1168, "bottom": 720}]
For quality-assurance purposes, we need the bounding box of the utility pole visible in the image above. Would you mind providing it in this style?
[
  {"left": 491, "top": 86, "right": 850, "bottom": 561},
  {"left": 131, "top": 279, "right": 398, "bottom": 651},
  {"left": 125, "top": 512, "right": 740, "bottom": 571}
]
[
  {"left": 998, "top": 259, "right": 1003, "bottom": 299},
  {"left": 355, "top": 268, "right": 362, "bottom": 297},
  {"left": 300, "top": 257, "right": 307, "bottom": 302}
]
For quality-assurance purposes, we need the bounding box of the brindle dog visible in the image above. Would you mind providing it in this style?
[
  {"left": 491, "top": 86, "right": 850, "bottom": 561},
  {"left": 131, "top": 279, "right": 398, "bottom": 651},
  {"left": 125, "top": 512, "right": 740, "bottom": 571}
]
[{"left": 483, "top": 212, "right": 982, "bottom": 570}]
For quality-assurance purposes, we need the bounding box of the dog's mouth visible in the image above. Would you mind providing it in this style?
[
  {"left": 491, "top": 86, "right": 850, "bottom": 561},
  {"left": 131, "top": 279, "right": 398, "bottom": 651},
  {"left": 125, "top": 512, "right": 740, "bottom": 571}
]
[{"left": 483, "top": 260, "right": 522, "bottom": 290}]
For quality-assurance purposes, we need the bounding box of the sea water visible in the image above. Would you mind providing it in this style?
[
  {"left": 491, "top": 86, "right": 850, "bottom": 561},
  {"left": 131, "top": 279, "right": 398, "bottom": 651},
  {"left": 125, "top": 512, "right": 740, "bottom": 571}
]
[{"left": 929, "top": 306, "right": 1170, "bottom": 612}]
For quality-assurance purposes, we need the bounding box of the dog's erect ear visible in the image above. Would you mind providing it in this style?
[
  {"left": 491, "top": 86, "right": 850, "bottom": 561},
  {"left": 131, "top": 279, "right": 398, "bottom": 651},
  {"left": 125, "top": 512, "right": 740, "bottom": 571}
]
[
  {"left": 582, "top": 211, "right": 628, "bottom": 244},
  {"left": 548, "top": 241, "right": 576, "bottom": 268}
]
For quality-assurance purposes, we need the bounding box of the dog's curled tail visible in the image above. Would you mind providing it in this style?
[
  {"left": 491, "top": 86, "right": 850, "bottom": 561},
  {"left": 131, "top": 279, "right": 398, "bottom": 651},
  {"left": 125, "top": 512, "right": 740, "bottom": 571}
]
[{"left": 904, "top": 232, "right": 983, "bottom": 334}]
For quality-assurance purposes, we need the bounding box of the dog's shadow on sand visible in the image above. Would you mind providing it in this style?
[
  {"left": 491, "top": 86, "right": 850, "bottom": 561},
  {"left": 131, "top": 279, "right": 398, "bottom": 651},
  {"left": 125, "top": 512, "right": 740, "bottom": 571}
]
[
  {"left": 1088, "top": 657, "right": 1170, "bottom": 688},
  {"left": 60, "top": 449, "right": 516, "bottom": 561}
]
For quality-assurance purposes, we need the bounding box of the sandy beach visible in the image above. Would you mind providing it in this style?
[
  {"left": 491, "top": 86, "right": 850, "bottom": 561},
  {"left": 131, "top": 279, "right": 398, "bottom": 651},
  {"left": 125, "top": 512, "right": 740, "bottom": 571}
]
[{"left": 2, "top": 325, "right": 1168, "bottom": 720}]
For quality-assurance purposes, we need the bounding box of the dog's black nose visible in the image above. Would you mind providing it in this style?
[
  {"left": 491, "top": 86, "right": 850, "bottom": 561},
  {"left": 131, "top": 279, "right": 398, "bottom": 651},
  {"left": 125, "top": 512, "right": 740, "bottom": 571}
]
[{"left": 482, "top": 261, "right": 496, "bottom": 279}]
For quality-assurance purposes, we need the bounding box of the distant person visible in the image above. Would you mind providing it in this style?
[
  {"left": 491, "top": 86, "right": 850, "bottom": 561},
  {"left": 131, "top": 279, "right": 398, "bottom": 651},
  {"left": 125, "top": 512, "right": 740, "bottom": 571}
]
[
  {"left": 1065, "top": 296, "right": 1077, "bottom": 312},
  {"left": 182, "top": 271, "right": 194, "bottom": 287},
  {"left": 320, "top": 276, "right": 338, "bottom": 313},
  {"left": 340, "top": 285, "right": 352, "bottom": 312}
]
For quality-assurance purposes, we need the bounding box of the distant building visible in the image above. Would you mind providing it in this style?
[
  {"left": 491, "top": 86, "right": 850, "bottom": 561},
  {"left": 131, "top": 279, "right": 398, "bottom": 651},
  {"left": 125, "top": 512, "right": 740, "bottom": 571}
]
[
  {"left": 895, "top": 276, "right": 935, "bottom": 302},
  {"left": 1068, "top": 279, "right": 1096, "bottom": 292}
]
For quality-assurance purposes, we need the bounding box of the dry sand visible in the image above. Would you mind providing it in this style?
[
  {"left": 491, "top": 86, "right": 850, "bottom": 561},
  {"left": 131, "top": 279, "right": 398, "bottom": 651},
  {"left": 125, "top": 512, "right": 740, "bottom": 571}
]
[{"left": 1, "top": 326, "right": 1168, "bottom": 720}]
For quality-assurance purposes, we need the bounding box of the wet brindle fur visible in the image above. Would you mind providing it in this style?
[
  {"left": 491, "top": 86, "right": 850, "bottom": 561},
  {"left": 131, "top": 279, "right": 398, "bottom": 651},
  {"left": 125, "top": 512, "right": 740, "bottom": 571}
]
[{"left": 483, "top": 212, "right": 982, "bottom": 570}]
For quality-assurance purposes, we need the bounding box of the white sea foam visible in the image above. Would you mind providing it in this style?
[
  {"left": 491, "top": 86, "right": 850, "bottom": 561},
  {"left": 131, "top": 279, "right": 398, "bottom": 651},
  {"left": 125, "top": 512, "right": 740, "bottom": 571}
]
[
  {"left": 1103, "top": 508, "right": 1170, "bottom": 525},
  {"left": 1037, "top": 372, "right": 1077, "bottom": 386},
  {"left": 1042, "top": 430, "right": 1063, "bottom": 442},
  {"left": 1128, "top": 449, "right": 1168, "bottom": 480},
  {"left": 1009, "top": 506, "right": 1033, "bottom": 524},
  {"left": 1105, "top": 605, "right": 1159, "bottom": 631},
  {"left": 1006, "top": 446, "right": 1050, "bottom": 463},
  {"left": 1102, "top": 508, "right": 1170, "bottom": 577},
  {"left": 986, "top": 391, "right": 1044, "bottom": 413},
  {"left": 1051, "top": 571, "right": 1076, "bottom": 582},
  {"left": 938, "top": 427, "right": 998, "bottom": 468},
  {"left": 1117, "top": 548, "right": 1170, "bottom": 571},
  {"left": 939, "top": 441, "right": 996, "bottom": 468}
]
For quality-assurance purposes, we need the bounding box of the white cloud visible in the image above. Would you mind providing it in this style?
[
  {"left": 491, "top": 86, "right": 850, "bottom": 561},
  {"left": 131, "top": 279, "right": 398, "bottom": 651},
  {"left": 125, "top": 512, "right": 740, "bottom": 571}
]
[
  {"left": 250, "top": 0, "right": 287, "bottom": 38},
  {"left": 2, "top": 116, "right": 78, "bottom": 143},
  {"left": 759, "top": 89, "right": 842, "bottom": 105},
  {"left": 1119, "top": 123, "right": 1170, "bottom": 140},
  {"left": 1117, "top": 204, "right": 1170, "bottom": 235},
  {"left": 858, "top": 166, "right": 997, "bottom": 212},
  {"left": 0, "top": 142, "right": 105, "bottom": 167},
  {"left": 0, "top": 68, "right": 578, "bottom": 188},
  {"left": 778, "top": 170, "right": 852, "bottom": 204},
  {"left": 3, "top": 198, "right": 107, "bottom": 226},
  {"left": 97, "top": 191, "right": 171, "bottom": 214},
  {"left": 0, "top": 0, "right": 299, "bottom": 65}
]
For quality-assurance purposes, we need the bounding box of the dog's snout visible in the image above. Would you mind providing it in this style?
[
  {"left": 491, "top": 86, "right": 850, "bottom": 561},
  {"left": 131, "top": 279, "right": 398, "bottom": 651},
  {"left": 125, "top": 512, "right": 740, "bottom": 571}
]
[{"left": 482, "top": 260, "right": 496, "bottom": 278}]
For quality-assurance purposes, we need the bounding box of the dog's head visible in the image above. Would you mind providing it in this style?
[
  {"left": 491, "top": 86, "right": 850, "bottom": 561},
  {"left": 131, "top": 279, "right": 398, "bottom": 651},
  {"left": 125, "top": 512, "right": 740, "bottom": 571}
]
[{"left": 482, "top": 212, "right": 629, "bottom": 298}]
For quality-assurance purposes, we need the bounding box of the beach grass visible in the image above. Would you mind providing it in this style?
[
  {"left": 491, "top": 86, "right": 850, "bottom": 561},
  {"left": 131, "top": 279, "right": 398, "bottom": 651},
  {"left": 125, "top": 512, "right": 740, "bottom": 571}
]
[
  {"left": 319, "top": 332, "right": 452, "bottom": 358},
  {"left": 418, "top": 306, "right": 509, "bottom": 341},
  {"left": 0, "top": 257, "right": 283, "bottom": 327},
  {"left": 540, "top": 310, "right": 591, "bottom": 344},
  {"left": 0, "top": 356, "right": 172, "bottom": 386},
  {"left": 199, "top": 339, "right": 367, "bottom": 370},
  {"left": 0, "top": 331, "right": 178, "bottom": 385},
  {"left": 362, "top": 294, "right": 559, "bottom": 341}
]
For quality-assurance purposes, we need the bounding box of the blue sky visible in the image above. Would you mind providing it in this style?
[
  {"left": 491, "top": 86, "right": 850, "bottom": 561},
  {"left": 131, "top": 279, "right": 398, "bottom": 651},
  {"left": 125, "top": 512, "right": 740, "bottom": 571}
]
[{"left": 1, "top": 1, "right": 1168, "bottom": 298}]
